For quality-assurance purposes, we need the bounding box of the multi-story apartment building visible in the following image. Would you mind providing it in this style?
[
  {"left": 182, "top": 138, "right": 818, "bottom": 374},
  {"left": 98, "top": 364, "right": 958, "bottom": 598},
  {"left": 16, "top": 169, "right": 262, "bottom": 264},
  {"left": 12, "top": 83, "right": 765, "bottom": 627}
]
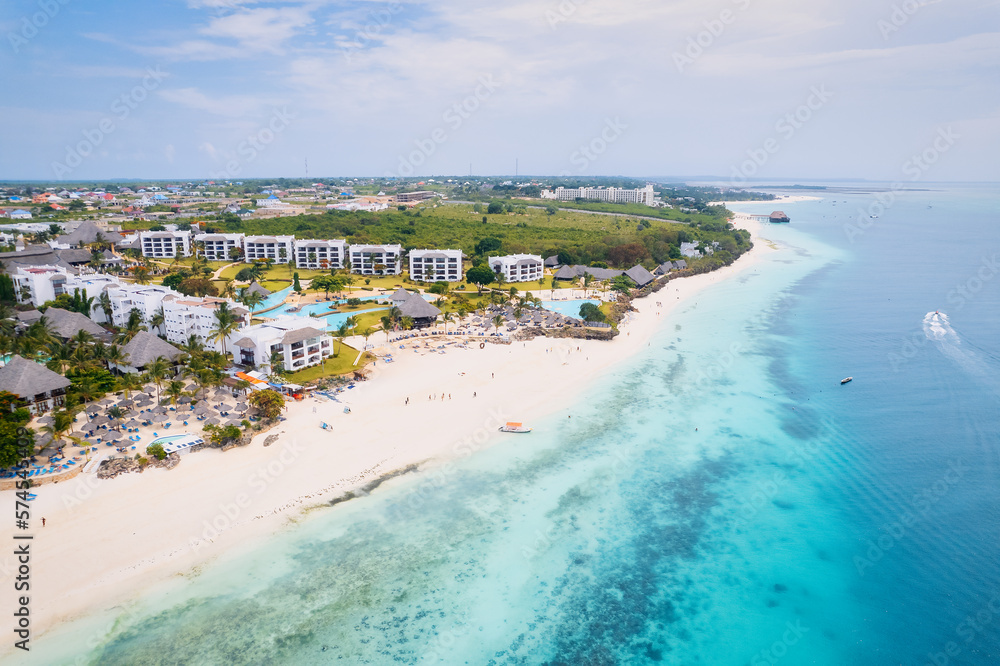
[
  {"left": 244, "top": 235, "right": 295, "bottom": 264},
  {"left": 11, "top": 266, "right": 122, "bottom": 319},
  {"left": 194, "top": 233, "right": 244, "bottom": 261},
  {"left": 408, "top": 249, "right": 463, "bottom": 282},
  {"left": 161, "top": 294, "right": 250, "bottom": 352},
  {"left": 139, "top": 230, "right": 192, "bottom": 258},
  {"left": 348, "top": 244, "right": 403, "bottom": 276},
  {"left": 229, "top": 316, "right": 333, "bottom": 372},
  {"left": 294, "top": 239, "right": 347, "bottom": 270},
  {"left": 540, "top": 185, "right": 655, "bottom": 206},
  {"left": 488, "top": 254, "right": 544, "bottom": 283}
]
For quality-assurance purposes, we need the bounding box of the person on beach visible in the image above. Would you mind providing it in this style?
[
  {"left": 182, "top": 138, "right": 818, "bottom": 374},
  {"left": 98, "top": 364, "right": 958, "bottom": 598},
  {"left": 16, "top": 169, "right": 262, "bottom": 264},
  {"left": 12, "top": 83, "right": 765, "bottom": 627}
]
[{"left": 42, "top": 518, "right": 46, "bottom": 526}]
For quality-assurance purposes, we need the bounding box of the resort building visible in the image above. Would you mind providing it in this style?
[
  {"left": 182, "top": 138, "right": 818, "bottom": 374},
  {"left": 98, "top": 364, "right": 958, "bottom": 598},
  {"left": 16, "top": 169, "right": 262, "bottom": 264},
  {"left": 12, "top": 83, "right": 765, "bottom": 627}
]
[
  {"left": 395, "top": 191, "right": 438, "bottom": 203},
  {"left": 348, "top": 244, "right": 403, "bottom": 276},
  {"left": 116, "top": 331, "right": 185, "bottom": 374},
  {"left": 11, "top": 265, "right": 122, "bottom": 314},
  {"left": 106, "top": 284, "right": 176, "bottom": 328},
  {"left": 488, "top": 254, "right": 544, "bottom": 283},
  {"left": 244, "top": 235, "right": 295, "bottom": 264},
  {"left": 624, "top": 265, "right": 655, "bottom": 288},
  {"left": 769, "top": 211, "right": 790, "bottom": 223},
  {"left": 195, "top": 232, "right": 244, "bottom": 261},
  {"left": 230, "top": 316, "right": 333, "bottom": 372},
  {"left": 396, "top": 291, "right": 442, "bottom": 329},
  {"left": 408, "top": 249, "right": 463, "bottom": 282},
  {"left": 540, "top": 185, "right": 655, "bottom": 206},
  {"left": 51, "top": 220, "right": 124, "bottom": 249},
  {"left": 139, "top": 230, "right": 192, "bottom": 258},
  {"left": 36, "top": 307, "right": 110, "bottom": 341},
  {"left": 160, "top": 294, "right": 250, "bottom": 352},
  {"left": 255, "top": 194, "right": 286, "bottom": 208},
  {"left": 0, "top": 355, "right": 71, "bottom": 415},
  {"left": 294, "top": 239, "right": 347, "bottom": 270}
]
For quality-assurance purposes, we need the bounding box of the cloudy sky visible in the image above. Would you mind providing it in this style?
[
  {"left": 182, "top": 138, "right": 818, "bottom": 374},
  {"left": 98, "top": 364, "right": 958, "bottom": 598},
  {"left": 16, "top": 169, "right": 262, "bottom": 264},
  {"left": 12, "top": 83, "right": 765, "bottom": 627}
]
[{"left": 1, "top": 0, "right": 997, "bottom": 182}]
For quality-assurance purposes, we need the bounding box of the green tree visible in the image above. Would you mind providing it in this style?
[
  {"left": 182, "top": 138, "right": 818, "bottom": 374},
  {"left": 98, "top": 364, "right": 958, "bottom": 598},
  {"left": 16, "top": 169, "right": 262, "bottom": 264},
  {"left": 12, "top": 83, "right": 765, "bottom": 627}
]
[
  {"left": 248, "top": 389, "right": 285, "bottom": 420},
  {"left": 475, "top": 237, "right": 502, "bottom": 255},
  {"left": 292, "top": 272, "right": 302, "bottom": 292},
  {"left": 466, "top": 265, "right": 495, "bottom": 294},
  {"left": 210, "top": 302, "right": 240, "bottom": 358},
  {"left": 579, "top": 302, "right": 606, "bottom": 322}
]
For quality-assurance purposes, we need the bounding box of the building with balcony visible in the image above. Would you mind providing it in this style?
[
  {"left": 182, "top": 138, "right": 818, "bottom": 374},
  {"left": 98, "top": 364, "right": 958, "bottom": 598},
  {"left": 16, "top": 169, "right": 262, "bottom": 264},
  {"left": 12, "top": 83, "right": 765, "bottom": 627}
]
[
  {"left": 540, "top": 185, "right": 655, "bottom": 206},
  {"left": 488, "top": 254, "right": 544, "bottom": 283},
  {"left": 348, "top": 244, "right": 403, "bottom": 275},
  {"left": 244, "top": 235, "right": 295, "bottom": 264},
  {"left": 294, "top": 239, "right": 346, "bottom": 270},
  {"left": 0, "top": 355, "right": 71, "bottom": 415},
  {"left": 229, "top": 317, "right": 333, "bottom": 372},
  {"left": 195, "top": 233, "right": 244, "bottom": 261},
  {"left": 139, "top": 230, "right": 192, "bottom": 258},
  {"left": 408, "top": 249, "right": 463, "bottom": 282},
  {"left": 161, "top": 295, "right": 250, "bottom": 352}
]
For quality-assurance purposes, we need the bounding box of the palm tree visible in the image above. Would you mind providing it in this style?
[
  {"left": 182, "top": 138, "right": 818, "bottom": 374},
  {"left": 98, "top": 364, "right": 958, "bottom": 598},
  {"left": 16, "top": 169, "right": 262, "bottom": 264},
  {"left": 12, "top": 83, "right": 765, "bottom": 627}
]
[
  {"left": 149, "top": 306, "right": 165, "bottom": 336},
  {"left": 106, "top": 404, "right": 126, "bottom": 431},
  {"left": 69, "top": 329, "right": 95, "bottom": 351},
  {"left": 492, "top": 314, "right": 504, "bottom": 335},
  {"left": 222, "top": 279, "right": 237, "bottom": 300},
  {"left": 104, "top": 344, "right": 127, "bottom": 372},
  {"left": 380, "top": 315, "right": 393, "bottom": 343},
  {"left": 116, "top": 371, "right": 142, "bottom": 407},
  {"left": 41, "top": 409, "right": 75, "bottom": 451},
  {"left": 131, "top": 265, "right": 151, "bottom": 285},
  {"left": 345, "top": 315, "right": 358, "bottom": 337},
  {"left": 46, "top": 341, "right": 74, "bottom": 375},
  {"left": 582, "top": 273, "right": 594, "bottom": 298},
  {"left": 400, "top": 316, "right": 414, "bottom": 331},
  {"left": 71, "top": 376, "right": 101, "bottom": 421},
  {"left": 118, "top": 308, "right": 147, "bottom": 343},
  {"left": 333, "top": 322, "right": 350, "bottom": 357},
  {"left": 442, "top": 311, "right": 453, "bottom": 334},
  {"left": 98, "top": 291, "right": 113, "bottom": 323},
  {"left": 360, "top": 326, "right": 375, "bottom": 351},
  {"left": 165, "top": 380, "right": 186, "bottom": 406},
  {"left": 209, "top": 302, "right": 239, "bottom": 358},
  {"left": 146, "top": 356, "right": 170, "bottom": 402},
  {"left": 242, "top": 291, "right": 264, "bottom": 317}
]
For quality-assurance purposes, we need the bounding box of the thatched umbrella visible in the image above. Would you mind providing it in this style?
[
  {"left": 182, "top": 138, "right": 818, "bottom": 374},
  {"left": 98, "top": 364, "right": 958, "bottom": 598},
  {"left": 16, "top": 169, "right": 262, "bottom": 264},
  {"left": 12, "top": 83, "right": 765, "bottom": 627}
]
[
  {"left": 98, "top": 398, "right": 114, "bottom": 406},
  {"left": 124, "top": 419, "right": 142, "bottom": 430},
  {"left": 224, "top": 419, "right": 242, "bottom": 428},
  {"left": 150, "top": 413, "right": 168, "bottom": 423},
  {"left": 152, "top": 405, "right": 169, "bottom": 414},
  {"left": 178, "top": 395, "right": 193, "bottom": 404},
  {"left": 104, "top": 430, "right": 125, "bottom": 442},
  {"left": 203, "top": 417, "right": 220, "bottom": 426},
  {"left": 234, "top": 402, "right": 248, "bottom": 412},
  {"left": 91, "top": 415, "right": 111, "bottom": 426},
  {"left": 194, "top": 403, "right": 215, "bottom": 415},
  {"left": 217, "top": 403, "right": 234, "bottom": 413},
  {"left": 80, "top": 421, "right": 98, "bottom": 433},
  {"left": 36, "top": 415, "right": 55, "bottom": 425}
]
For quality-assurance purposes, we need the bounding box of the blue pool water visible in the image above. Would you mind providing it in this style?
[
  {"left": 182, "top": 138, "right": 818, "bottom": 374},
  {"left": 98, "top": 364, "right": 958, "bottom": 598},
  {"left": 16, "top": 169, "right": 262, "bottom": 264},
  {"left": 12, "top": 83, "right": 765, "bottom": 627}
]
[
  {"left": 254, "top": 285, "right": 293, "bottom": 312},
  {"left": 28, "top": 183, "right": 1000, "bottom": 664},
  {"left": 541, "top": 298, "right": 599, "bottom": 317}
]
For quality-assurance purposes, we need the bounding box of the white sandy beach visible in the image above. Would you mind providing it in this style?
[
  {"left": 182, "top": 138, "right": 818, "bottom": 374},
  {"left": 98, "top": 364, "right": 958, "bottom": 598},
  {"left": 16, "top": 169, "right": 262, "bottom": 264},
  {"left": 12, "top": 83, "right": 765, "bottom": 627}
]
[
  {"left": 1, "top": 218, "right": 774, "bottom": 647},
  {"left": 708, "top": 194, "right": 822, "bottom": 206}
]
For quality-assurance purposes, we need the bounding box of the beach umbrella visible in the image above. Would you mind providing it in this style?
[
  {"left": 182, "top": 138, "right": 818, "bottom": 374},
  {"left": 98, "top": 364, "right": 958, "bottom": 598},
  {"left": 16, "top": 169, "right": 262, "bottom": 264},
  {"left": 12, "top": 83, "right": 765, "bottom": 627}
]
[
  {"left": 152, "top": 405, "right": 169, "bottom": 414},
  {"left": 121, "top": 409, "right": 138, "bottom": 418},
  {"left": 217, "top": 403, "right": 234, "bottom": 413},
  {"left": 36, "top": 415, "right": 55, "bottom": 425},
  {"left": 124, "top": 419, "right": 142, "bottom": 429},
  {"left": 104, "top": 431, "right": 124, "bottom": 442},
  {"left": 151, "top": 413, "right": 168, "bottom": 422},
  {"left": 234, "top": 402, "right": 248, "bottom": 412},
  {"left": 178, "top": 395, "right": 193, "bottom": 404},
  {"left": 203, "top": 417, "right": 220, "bottom": 426},
  {"left": 194, "top": 403, "right": 215, "bottom": 415},
  {"left": 98, "top": 398, "right": 114, "bottom": 406},
  {"left": 91, "top": 415, "right": 110, "bottom": 426},
  {"left": 80, "top": 421, "right": 98, "bottom": 433},
  {"left": 224, "top": 419, "right": 242, "bottom": 428}
]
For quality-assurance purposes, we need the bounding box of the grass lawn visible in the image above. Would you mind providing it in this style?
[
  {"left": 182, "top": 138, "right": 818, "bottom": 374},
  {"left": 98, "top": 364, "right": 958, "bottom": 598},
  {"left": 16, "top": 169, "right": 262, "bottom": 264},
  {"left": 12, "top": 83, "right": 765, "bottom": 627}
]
[{"left": 284, "top": 344, "right": 372, "bottom": 382}]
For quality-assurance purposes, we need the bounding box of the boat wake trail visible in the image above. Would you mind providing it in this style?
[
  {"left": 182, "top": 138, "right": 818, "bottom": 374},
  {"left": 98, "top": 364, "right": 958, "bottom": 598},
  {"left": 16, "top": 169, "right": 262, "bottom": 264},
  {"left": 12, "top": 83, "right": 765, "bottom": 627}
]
[{"left": 923, "top": 312, "right": 1000, "bottom": 393}]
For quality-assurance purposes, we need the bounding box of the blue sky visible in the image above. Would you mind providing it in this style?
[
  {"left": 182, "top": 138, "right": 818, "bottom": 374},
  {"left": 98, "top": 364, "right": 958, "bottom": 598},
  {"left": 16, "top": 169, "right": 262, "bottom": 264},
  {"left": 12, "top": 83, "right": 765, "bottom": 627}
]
[{"left": 0, "top": 0, "right": 997, "bottom": 181}]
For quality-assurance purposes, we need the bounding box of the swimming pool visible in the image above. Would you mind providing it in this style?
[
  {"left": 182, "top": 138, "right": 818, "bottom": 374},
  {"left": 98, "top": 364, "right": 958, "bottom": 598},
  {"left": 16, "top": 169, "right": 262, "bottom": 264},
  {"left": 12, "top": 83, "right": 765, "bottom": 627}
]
[
  {"left": 149, "top": 433, "right": 204, "bottom": 455},
  {"left": 541, "top": 299, "right": 600, "bottom": 318}
]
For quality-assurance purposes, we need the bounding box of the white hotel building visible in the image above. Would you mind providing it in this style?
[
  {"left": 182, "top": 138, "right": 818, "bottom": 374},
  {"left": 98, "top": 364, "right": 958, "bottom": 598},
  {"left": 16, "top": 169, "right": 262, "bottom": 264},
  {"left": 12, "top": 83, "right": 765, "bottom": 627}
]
[
  {"left": 195, "top": 233, "right": 244, "bottom": 261},
  {"left": 541, "top": 185, "right": 656, "bottom": 206},
  {"left": 488, "top": 254, "right": 544, "bottom": 283},
  {"left": 348, "top": 244, "right": 403, "bottom": 276},
  {"left": 230, "top": 316, "right": 333, "bottom": 372},
  {"left": 139, "top": 230, "right": 192, "bottom": 258},
  {"left": 11, "top": 266, "right": 122, "bottom": 315},
  {"left": 294, "top": 239, "right": 347, "bottom": 270},
  {"left": 161, "top": 294, "right": 250, "bottom": 352},
  {"left": 408, "top": 249, "right": 463, "bottom": 282},
  {"left": 244, "top": 235, "right": 295, "bottom": 264}
]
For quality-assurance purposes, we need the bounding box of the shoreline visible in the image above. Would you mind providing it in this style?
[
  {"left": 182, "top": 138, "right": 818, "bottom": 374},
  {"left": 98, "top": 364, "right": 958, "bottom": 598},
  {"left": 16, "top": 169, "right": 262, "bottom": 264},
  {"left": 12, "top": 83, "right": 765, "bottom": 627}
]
[
  {"left": 5, "top": 217, "right": 774, "bottom": 649},
  {"left": 709, "top": 194, "right": 822, "bottom": 206}
]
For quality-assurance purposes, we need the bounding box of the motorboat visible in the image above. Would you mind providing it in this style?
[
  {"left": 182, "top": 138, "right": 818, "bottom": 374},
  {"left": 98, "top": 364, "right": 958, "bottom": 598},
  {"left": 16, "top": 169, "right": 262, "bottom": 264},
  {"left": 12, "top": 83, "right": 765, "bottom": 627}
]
[
  {"left": 841, "top": 377, "right": 853, "bottom": 385},
  {"left": 498, "top": 422, "right": 532, "bottom": 433}
]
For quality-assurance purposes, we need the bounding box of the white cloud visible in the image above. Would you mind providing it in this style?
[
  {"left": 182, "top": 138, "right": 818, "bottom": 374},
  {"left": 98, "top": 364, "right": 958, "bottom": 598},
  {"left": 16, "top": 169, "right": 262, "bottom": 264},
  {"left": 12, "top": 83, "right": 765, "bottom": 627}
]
[{"left": 158, "top": 87, "right": 283, "bottom": 117}]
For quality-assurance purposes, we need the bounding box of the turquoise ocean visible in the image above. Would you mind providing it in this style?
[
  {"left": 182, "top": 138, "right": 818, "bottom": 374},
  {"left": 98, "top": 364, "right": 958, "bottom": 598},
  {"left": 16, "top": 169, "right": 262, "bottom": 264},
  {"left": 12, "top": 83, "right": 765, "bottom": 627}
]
[{"left": 29, "top": 183, "right": 1000, "bottom": 665}]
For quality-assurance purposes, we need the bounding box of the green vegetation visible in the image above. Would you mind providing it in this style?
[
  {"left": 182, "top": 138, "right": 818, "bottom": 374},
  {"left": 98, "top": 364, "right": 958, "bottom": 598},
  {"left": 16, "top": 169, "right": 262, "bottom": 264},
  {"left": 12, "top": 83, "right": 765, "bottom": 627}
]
[
  {"left": 145, "top": 443, "right": 166, "bottom": 460},
  {"left": 248, "top": 388, "right": 285, "bottom": 420}
]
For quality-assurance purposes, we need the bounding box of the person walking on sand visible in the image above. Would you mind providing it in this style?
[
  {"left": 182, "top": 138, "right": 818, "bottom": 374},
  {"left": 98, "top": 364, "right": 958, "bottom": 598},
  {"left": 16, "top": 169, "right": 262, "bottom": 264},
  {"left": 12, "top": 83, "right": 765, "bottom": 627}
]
[{"left": 42, "top": 518, "right": 46, "bottom": 527}]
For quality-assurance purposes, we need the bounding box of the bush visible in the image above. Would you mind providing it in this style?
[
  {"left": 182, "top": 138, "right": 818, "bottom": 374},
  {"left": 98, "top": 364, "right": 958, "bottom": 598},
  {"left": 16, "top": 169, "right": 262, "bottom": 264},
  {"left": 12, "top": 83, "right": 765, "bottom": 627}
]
[
  {"left": 579, "top": 302, "right": 606, "bottom": 322},
  {"left": 347, "top": 297, "right": 362, "bottom": 306},
  {"left": 146, "top": 443, "right": 166, "bottom": 461}
]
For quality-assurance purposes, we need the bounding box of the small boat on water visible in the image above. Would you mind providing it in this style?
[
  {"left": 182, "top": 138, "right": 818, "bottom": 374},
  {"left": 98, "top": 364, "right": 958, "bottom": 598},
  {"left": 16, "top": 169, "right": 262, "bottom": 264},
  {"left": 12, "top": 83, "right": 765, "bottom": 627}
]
[
  {"left": 499, "top": 422, "right": 532, "bottom": 433},
  {"left": 841, "top": 377, "right": 853, "bottom": 385}
]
